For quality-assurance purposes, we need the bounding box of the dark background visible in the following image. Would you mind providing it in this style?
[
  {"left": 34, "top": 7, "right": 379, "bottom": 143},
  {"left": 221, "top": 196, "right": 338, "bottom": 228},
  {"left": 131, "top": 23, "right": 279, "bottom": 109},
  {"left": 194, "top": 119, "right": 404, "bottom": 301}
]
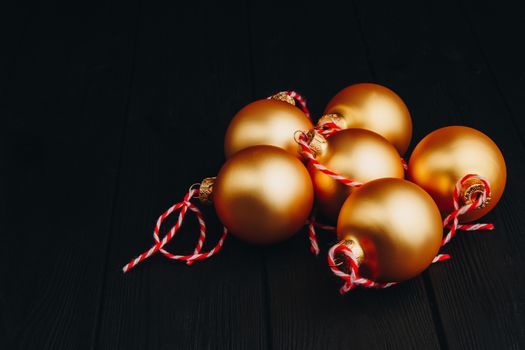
[{"left": 1, "top": 0, "right": 524, "bottom": 349}]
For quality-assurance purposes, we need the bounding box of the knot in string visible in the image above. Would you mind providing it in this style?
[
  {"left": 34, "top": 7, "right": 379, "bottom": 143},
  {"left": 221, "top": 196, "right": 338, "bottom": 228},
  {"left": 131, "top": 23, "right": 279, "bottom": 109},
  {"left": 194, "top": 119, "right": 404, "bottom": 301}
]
[{"left": 122, "top": 185, "right": 228, "bottom": 273}]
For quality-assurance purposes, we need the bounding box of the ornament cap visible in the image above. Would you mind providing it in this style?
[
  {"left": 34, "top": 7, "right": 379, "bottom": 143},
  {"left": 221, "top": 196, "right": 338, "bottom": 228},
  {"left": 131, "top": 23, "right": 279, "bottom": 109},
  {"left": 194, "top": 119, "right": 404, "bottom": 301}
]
[
  {"left": 317, "top": 113, "right": 347, "bottom": 130},
  {"left": 304, "top": 129, "right": 328, "bottom": 158},
  {"left": 461, "top": 177, "right": 491, "bottom": 209},
  {"left": 334, "top": 238, "right": 365, "bottom": 273},
  {"left": 270, "top": 92, "right": 296, "bottom": 106},
  {"left": 199, "top": 177, "right": 216, "bottom": 204}
]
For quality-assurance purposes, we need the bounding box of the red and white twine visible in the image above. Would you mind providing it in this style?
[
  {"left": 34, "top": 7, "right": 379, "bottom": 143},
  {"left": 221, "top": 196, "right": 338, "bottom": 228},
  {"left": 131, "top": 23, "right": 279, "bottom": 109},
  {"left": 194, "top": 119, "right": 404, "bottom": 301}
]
[
  {"left": 328, "top": 243, "right": 399, "bottom": 293},
  {"left": 122, "top": 185, "right": 228, "bottom": 273},
  {"left": 327, "top": 242, "right": 451, "bottom": 294},
  {"left": 441, "top": 173, "right": 494, "bottom": 246},
  {"left": 315, "top": 118, "right": 342, "bottom": 138},
  {"left": 307, "top": 214, "right": 336, "bottom": 256},
  {"left": 296, "top": 128, "right": 363, "bottom": 255},
  {"left": 296, "top": 131, "right": 364, "bottom": 188}
]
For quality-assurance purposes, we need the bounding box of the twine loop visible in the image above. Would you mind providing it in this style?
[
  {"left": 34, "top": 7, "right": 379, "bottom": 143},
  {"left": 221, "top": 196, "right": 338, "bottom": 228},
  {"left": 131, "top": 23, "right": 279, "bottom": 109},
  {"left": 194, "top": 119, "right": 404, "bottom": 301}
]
[
  {"left": 441, "top": 174, "right": 494, "bottom": 246},
  {"left": 122, "top": 185, "right": 228, "bottom": 273},
  {"left": 315, "top": 118, "right": 343, "bottom": 138},
  {"left": 328, "top": 242, "right": 450, "bottom": 294}
]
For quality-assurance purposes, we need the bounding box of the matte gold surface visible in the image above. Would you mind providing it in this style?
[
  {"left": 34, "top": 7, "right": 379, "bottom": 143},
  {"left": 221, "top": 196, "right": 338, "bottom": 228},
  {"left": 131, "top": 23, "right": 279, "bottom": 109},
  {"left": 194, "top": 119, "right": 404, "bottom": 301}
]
[
  {"left": 324, "top": 83, "right": 412, "bottom": 155},
  {"left": 214, "top": 145, "right": 314, "bottom": 244},
  {"left": 337, "top": 178, "right": 443, "bottom": 282},
  {"left": 224, "top": 99, "right": 313, "bottom": 158},
  {"left": 408, "top": 126, "right": 506, "bottom": 222},
  {"left": 308, "top": 129, "right": 404, "bottom": 222}
]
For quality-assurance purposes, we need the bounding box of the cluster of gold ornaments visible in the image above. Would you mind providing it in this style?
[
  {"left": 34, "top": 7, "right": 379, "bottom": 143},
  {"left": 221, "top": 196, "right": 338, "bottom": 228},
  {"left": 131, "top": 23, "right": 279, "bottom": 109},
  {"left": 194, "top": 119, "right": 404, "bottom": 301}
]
[{"left": 201, "top": 83, "right": 506, "bottom": 283}]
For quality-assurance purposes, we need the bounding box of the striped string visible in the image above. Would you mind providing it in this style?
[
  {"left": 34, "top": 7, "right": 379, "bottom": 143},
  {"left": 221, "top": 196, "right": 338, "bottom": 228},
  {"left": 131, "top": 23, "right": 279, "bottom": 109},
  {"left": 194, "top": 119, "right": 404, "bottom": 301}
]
[
  {"left": 441, "top": 174, "right": 494, "bottom": 246},
  {"left": 307, "top": 214, "right": 336, "bottom": 256},
  {"left": 315, "top": 119, "right": 342, "bottom": 138},
  {"left": 122, "top": 185, "right": 228, "bottom": 273},
  {"left": 296, "top": 130, "right": 363, "bottom": 254},
  {"left": 328, "top": 242, "right": 450, "bottom": 294},
  {"left": 296, "top": 131, "right": 364, "bottom": 187}
]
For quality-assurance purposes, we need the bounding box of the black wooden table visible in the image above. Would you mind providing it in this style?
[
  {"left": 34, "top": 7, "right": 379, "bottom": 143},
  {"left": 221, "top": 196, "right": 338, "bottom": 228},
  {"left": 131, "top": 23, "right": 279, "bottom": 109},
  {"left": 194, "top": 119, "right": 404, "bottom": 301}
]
[{"left": 1, "top": 1, "right": 524, "bottom": 349}]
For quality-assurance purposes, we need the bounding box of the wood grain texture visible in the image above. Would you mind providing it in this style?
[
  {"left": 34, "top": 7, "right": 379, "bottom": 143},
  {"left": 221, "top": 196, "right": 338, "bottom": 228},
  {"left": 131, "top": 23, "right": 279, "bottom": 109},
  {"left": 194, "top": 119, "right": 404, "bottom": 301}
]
[
  {"left": 248, "top": 1, "right": 441, "bottom": 349},
  {"left": 0, "top": 0, "right": 140, "bottom": 349},
  {"left": 353, "top": 0, "right": 525, "bottom": 348},
  {"left": 93, "top": 1, "right": 268, "bottom": 349}
]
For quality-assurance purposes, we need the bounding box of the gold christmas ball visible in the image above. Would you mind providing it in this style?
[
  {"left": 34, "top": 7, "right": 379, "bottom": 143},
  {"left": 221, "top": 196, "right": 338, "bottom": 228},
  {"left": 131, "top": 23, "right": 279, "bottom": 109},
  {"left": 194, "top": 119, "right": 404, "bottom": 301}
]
[
  {"left": 308, "top": 129, "right": 404, "bottom": 222},
  {"left": 214, "top": 145, "right": 314, "bottom": 244},
  {"left": 337, "top": 178, "right": 443, "bottom": 282},
  {"left": 324, "top": 83, "right": 412, "bottom": 155},
  {"left": 408, "top": 126, "right": 506, "bottom": 223},
  {"left": 224, "top": 99, "right": 313, "bottom": 158}
]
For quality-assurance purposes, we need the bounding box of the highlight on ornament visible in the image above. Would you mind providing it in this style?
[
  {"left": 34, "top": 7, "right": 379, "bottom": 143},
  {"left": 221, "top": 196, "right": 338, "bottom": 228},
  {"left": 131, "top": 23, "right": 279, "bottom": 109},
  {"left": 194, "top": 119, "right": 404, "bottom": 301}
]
[
  {"left": 122, "top": 85, "right": 506, "bottom": 299},
  {"left": 323, "top": 83, "right": 413, "bottom": 155}
]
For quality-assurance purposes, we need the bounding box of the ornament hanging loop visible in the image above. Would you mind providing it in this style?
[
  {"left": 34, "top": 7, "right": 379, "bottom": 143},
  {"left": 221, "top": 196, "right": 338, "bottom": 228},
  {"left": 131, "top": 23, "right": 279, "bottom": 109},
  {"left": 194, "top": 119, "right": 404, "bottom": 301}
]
[
  {"left": 316, "top": 113, "right": 346, "bottom": 137},
  {"left": 328, "top": 240, "right": 397, "bottom": 294},
  {"left": 441, "top": 174, "right": 494, "bottom": 246},
  {"left": 122, "top": 183, "right": 228, "bottom": 273},
  {"left": 328, "top": 239, "right": 449, "bottom": 294},
  {"left": 461, "top": 177, "right": 491, "bottom": 209}
]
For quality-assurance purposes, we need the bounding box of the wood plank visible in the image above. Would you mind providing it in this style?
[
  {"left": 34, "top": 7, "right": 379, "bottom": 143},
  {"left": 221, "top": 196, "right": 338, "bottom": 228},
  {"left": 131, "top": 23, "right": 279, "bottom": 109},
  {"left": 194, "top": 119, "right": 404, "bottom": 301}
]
[
  {"left": 354, "top": 0, "right": 525, "bottom": 348},
  {"left": 94, "top": 2, "right": 269, "bottom": 349},
  {"left": 248, "top": 1, "right": 442, "bottom": 349},
  {"left": 0, "top": 1, "right": 140, "bottom": 349}
]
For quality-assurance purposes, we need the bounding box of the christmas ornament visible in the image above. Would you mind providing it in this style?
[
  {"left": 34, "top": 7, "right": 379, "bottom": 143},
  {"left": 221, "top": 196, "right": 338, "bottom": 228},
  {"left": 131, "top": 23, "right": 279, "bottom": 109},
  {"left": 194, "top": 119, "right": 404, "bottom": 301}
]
[
  {"left": 213, "top": 145, "right": 313, "bottom": 244},
  {"left": 122, "top": 86, "right": 506, "bottom": 298},
  {"left": 304, "top": 128, "right": 405, "bottom": 222},
  {"left": 224, "top": 93, "right": 313, "bottom": 158},
  {"left": 408, "top": 126, "right": 506, "bottom": 223},
  {"left": 328, "top": 178, "right": 446, "bottom": 293},
  {"left": 123, "top": 145, "right": 314, "bottom": 272},
  {"left": 321, "top": 83, "right": 412, "bottom": 155}
]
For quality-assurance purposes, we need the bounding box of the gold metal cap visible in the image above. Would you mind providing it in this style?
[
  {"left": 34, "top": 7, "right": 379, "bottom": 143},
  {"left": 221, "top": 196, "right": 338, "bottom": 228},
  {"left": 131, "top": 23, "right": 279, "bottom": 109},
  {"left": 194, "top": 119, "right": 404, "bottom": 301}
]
[
  {"left": 199, "top": 177, "right": 216, "bottom": 205},
  {"left": 270, "top": 92, "right": 296, "bottom": 106},
  {"left": 333, "top": 238, "right": 365, "bottom": 275},
  {"left": 461, "top": 177, "right": 491, "bottom": 209},
  {"left": 305, "top": 129, "right": 328, "bottom": 158}
]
